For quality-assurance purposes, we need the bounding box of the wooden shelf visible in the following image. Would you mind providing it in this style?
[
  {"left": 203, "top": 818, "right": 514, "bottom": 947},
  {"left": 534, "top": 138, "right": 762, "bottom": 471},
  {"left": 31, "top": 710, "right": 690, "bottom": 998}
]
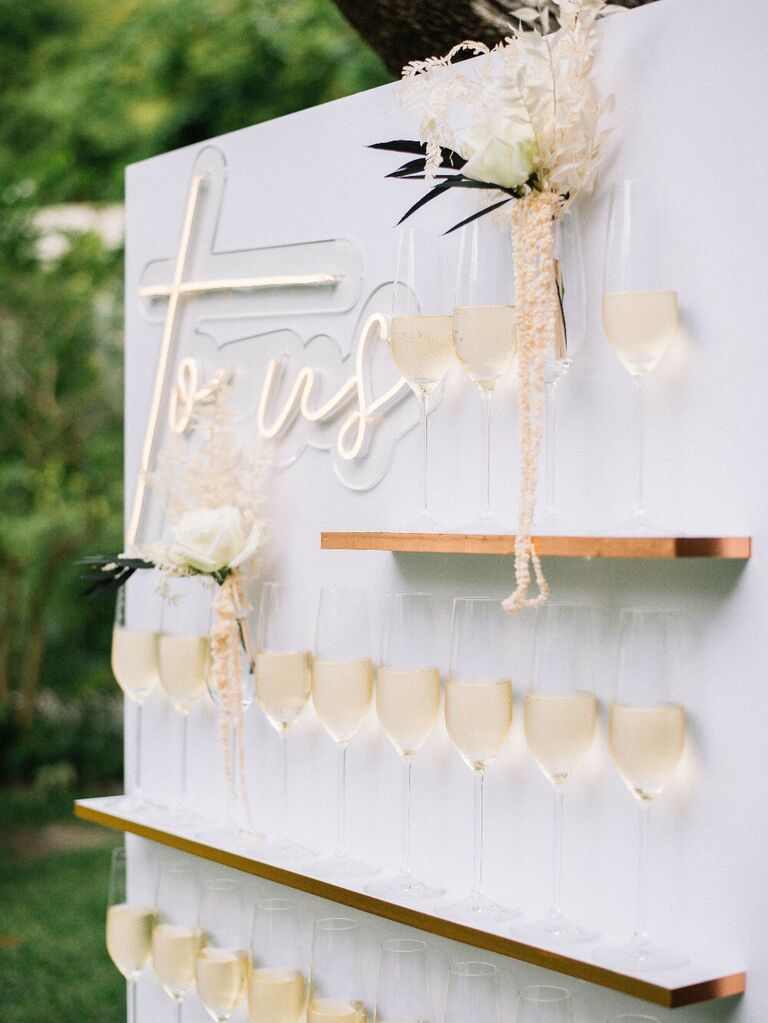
[
  {"left": 321, "top": 532, "right": 752, "bottom": 560},
  {"left": 76, "top": 797, "right": 745, "bottom": 1009}
]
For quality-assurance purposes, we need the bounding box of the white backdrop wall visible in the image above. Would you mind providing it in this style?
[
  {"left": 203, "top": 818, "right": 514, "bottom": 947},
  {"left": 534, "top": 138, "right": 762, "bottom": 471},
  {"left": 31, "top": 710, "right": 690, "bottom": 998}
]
[{"left": 121, "top": 0, "right": 767, "bottom": 1019}]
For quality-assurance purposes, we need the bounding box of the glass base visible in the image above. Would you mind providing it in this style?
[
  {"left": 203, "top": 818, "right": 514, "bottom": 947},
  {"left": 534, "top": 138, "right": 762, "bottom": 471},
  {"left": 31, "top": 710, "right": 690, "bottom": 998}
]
[
  {"left": 365, "top": 871, "right": 445, "bottom": 903},
  {"left": 195, "top": 822, "right": 263, "bottom": 849},
  {"left": 255, "top": 836, "right": 314, "bottom": 866},
  {"left": 513, "top": 910, "right": 599, "bottom": 946},
  {"left": 443, "top": 890, "right": 520, "bottom": 925},
  {"left": 460, "top": 513, "right": 511, "bottom": 534},
  {"left": 309, "top": 851, "right": 376, "bottom": 881},
  {"left": 600, "top": 935, "right": 689, "bottom": 973},
  {"left": 110, "top": 792, "right": 161, "bottom": 818}
]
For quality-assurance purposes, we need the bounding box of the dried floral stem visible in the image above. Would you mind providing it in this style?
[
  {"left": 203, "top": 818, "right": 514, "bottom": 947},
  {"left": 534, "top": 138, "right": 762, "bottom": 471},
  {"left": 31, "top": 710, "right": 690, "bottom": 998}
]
[{"left": 502, "top": 191, "right": 560, "bottom": 611}]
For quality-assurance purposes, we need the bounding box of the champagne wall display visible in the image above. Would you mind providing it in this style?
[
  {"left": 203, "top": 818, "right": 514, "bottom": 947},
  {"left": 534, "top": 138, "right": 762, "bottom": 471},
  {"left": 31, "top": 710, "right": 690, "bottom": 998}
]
[{"left": 108, "top": 0, "right": 768, "bottom": 1018}]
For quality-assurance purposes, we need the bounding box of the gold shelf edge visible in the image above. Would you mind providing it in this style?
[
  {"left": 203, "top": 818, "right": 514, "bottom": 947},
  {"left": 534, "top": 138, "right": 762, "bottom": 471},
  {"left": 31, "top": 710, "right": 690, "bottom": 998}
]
[
  {"left": 74, "top": 801, "right": 746, "bottom": 1009},
  {"left": 320, "top": 532, "right": 752, "bottom": 560}
]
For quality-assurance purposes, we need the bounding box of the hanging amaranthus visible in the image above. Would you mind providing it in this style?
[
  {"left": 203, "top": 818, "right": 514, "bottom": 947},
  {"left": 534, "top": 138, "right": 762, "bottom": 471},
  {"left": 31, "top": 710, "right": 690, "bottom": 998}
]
[{"left": 373, "top": 0, "right": 615, "bottom": 608}]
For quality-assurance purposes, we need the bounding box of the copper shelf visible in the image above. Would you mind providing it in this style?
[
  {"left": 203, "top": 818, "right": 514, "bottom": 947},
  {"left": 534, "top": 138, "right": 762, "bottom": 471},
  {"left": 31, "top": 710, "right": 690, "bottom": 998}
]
[
  {"left": 76, "top": 798, "right": 745, "bottom": 1009},
  {"left": 321, "top": 532, "right": 751, "bottom": 560}
]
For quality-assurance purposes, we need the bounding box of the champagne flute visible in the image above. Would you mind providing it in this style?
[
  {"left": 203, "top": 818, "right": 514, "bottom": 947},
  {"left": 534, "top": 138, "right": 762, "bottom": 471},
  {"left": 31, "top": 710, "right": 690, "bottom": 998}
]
[
  {"left": 248, "top": 898, "right": 306, "bottom": 1023},
  {"left": 516, "top": 986, "right": 573, "bottom": 1023},
  {"left": 603, "top": 180, "right": 680, "bottom": 526},
  {"left": 111, "top": 573, "right": 162, "bottom": 811},
  {"left": 453, "top": 215, "right": 516, "bottom": 525},
  {"left": 106, "top": 846, "right": 156, "bottom": 1023},
  {"left": 194, "top": 878, "right": 249, "bottom": 1022},
  {"left": 366, "top": 592, "right": 443, "bottom": 901},
  {"left": 374, "top": 938, "right": 431, "bottom": 1023},
  {"left": 308, "top": 917, "right": 366, "bottom": 1022},
  {"left": 445, "top": 598, "right": 516, "bottom": 922},
  {"left": 159, "top": 577, "right": 212, "bottom": 818},
  {"left": 390, "top": 226, "right": 455, "bottom": 523},
  {"left": 606, "top": 609, "right": 687, "bottom": 971},
  {"left": 152, "top": 862, "right": 202, "bottom": 1022},
  {"left": 250, "top": 581, "right": 314, "bottom": 861},
  {"left": 522, "top": 603, "right": 598, "bottom": 944},
  {"left": 444, "top": 961, "right": 499, "bottom": 1023},
  {"left": 312, "top": 587, "right": 374, "bottom": 879},
  {"left": 539, "top": 208, "right": 586, "bottom": 527}
]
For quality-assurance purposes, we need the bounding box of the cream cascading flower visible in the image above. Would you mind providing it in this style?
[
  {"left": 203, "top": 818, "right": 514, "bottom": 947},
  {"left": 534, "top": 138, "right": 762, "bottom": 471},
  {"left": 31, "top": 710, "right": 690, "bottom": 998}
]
[{"left": 168, "top": 506, "right": 262, "bottom": 575}]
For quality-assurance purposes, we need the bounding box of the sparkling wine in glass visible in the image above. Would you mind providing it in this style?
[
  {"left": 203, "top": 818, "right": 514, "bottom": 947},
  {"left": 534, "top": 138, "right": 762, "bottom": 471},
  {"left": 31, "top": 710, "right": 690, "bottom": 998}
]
[
  {"left": 194, "top": 878, "right": 249, "bottom": 1022},
  {"left": 516, "top": 985, "right": 573, "bottom": 1023},
  {"left": 106, "top": 846, "right": 156, "bottom": 1023},
  {"left": 444, "top": 961, "right": 499, "bottom": 1023},
  {"left": 366, "top": 592, "right": 443, "bottom": 902},
  {"left": 454, "top": 215, "right": 516, "bottom": 525},
  {"left": 603, "top": 180, "right": 680, "bottom": 526},
  {"left": 374, "top": 938, "right": 431, "bottom": 1023},
  {"left": 308, "top": 917, "right": 367, "bottom": 1023},
  {"left": 250, "top": 581, "right": 315, "bottom": 861},
  {"left": 521, "top": 603, "right": 597, "bottom": 945},
  {"left": 112, "top": 573, "right": 162, "bottom": 811},
  {"left": 445, "top": 598, "right": 516, "bottom": 922},
  {"left": 606, "top": 608, "right": 687, "bottom": 971},
  {"left": 390, "top": 226, "right": 455, "bottom": 524},
  {"left": 159, "top": 577, "right": 212, "bottom": 818},
  {"left": 312, "top": 587, "right": 374, "bottom": 879},
  {"left": 152, "top": 862, "right": 202, "bottom": 1022},
  {"left": 248, "top": 898, "right": 306, "bottom": 1023}
]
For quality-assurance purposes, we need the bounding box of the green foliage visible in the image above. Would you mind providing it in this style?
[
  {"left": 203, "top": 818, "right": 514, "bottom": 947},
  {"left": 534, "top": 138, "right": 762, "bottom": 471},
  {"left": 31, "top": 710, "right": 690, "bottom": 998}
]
[
  {"left": 0, "top": 0, "right": 391, "bottom": 204},
  {"left": 0, "top": 844, "right": 123, "bottom": 1022}
]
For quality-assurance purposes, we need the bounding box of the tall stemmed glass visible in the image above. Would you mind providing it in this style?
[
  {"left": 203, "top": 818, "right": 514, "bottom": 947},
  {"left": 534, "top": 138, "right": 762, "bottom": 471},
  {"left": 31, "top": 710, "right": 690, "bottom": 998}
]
[
  {"left": 445, "top": 598, "right": 516, "bottom": 922},
  {"left": 603, "top": 180, "right": 679, "bottom": 526},
  {"left": 607, "top": 609, "right": 687, "bottom": 971},
  {"left": 152, "top": 862, "right": 201, "bottom": 1023},
  {"left": 308, "top": 917, "right": 366, "bottom": 1023},
  {"left": 248, "top": 898, "right": 306, "bottom": 1023},
  {"left": 516, "top": 985, "right": 573, "bottom": 1023},
  {"left": 194, "top": 878, "right": 248, "bottom": 1022},
  {"left": 522, "top": 603, "right": 597, "bottom": 944},
  {"left": 106, "top": 847, "right": 156, "bottom": 1023},
  {"left": 312, "top": 587, "right": 374, "bottom": 879},
  {"left": 540, "top": 209, "right": 586, "bottom": 526},
  {"left": 366, "top": 592, "right": 443, "bottom": 901},
  {"left": 159, "top": 577, "right": 212, "bottom": 819},
  {"left": 390, "top": 226, "right": 455, "bottom": 523},
  {"left": 252, "top": 581, "right": 314, "bottom": 860},
  {"left": 374, "top": 938, "right": 431, "bottom": 1023},
  {"left": 454, "top": 215, "right": 517, "bottom": 525},
  {"left": 444, "top": 962, "right": 500, "bottom": 1023},
  {"left": 111, "top": 574, "right": 161, "bottom": 812},
  {"left": 205, "top": 626, "right": 256, "bottom": 840}
]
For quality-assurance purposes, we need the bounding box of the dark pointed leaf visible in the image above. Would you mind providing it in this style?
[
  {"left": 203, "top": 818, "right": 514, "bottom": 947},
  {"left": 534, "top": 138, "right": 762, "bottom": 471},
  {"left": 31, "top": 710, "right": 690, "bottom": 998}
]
[{"left": 444, "top": 197, "right": 514, "bottom": 235}]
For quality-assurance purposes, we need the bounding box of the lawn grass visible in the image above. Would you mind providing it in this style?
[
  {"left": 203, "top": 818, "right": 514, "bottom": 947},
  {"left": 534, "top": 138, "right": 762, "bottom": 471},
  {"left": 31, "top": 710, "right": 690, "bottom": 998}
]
[
  {"left": 0, "top": 790, "right": 124, "bottom": 1021},
  {"left": 0, "top": 844, "right": 124, "bottom": 1021}
]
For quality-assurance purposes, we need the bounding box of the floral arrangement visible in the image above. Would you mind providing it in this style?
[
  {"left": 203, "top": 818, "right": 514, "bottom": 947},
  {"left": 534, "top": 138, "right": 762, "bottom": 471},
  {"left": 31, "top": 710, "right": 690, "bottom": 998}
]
[
  {"left": 85, "top": 371, "right": 267, "bottom": 821},
  {"left": 373, "top": 0, "right": 615, "bottom": 609}
]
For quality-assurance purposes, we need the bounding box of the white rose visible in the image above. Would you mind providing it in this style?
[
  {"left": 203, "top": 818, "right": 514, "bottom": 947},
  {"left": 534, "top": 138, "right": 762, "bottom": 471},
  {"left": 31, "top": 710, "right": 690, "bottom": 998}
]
[
  {"left": 168, "top": 506, "right": 261, "bottom": 574},
  {"left": 461, "top": 115, "right": 538, "bottom": 191}
]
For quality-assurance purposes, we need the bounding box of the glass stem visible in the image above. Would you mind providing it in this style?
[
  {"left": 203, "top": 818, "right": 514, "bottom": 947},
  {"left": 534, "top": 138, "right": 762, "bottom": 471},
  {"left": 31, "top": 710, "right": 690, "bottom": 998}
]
[
  {"left": 471, "top": 769, "right": 486, "bottom": 897},
  {"left": 635, "top": 800, "right": 651, "bottom": 945},
  {"left": 174, "top": 996, "right": 183, "bottom": 1023},
  {"left": 633, "top": 375, "right": 646, "bottom": 519},
  {"left": 544, "top": 377, "right": 558, "bottom": 517},
  {"left": 335, "top": 742, "right": 348, "bottom": 855},
  {"left": 279, "top": 730, "right": 289, "bottom": 841},
  {"left": 479, "top": 387, "right": 493, "bottom": 519},
  {"left": 418, "top": 392, "right": 429, "bottom": 516},
  {"left": 128, "top": 978, "right": 137, "bottom": 1023},
  {"left": 398, "top": 755, "right": 414, "bottom": 876},
  {"left": 134, "top": 700, "right": 143, "bottom": 799},
  {"left": 550, "top": 783, "right": 565, "bottom": 916},
  {"left": 180, "top": 712, "right": 189, "bottom": 808}
]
